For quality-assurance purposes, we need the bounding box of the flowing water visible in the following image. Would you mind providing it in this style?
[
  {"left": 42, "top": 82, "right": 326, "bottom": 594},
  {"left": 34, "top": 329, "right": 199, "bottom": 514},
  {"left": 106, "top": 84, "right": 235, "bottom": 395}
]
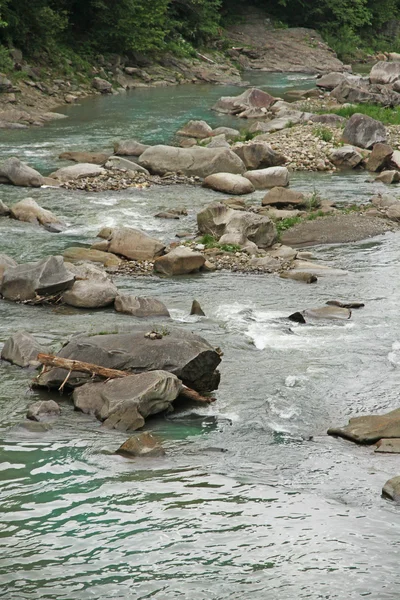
[{"left": 0, "top": 73, "right": 399, "bottom": 600}]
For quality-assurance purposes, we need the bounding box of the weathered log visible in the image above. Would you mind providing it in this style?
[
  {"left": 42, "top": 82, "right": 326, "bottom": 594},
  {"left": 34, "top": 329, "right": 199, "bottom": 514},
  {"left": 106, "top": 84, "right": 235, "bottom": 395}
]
[{"left": 36, "top": 353, "right": 215, "bottom": 403}]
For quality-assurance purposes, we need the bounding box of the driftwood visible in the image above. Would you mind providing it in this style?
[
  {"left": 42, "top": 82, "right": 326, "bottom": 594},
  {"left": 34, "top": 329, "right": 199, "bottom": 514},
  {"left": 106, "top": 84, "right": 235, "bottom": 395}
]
[{"left": 36, "top": 353, "right": 216, "bottom": 403}]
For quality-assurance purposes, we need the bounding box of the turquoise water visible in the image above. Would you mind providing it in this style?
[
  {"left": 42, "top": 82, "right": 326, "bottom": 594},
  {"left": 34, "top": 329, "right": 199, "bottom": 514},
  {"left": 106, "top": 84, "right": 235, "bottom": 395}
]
[{"left": 1, "top": 73, "right": 400, "bottom": 599}]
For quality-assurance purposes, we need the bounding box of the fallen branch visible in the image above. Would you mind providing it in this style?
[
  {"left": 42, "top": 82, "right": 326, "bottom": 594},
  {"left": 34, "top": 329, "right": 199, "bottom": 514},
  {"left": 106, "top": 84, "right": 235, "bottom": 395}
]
[
  {"left": 36, "top": 353, "right": 215, "bottom": 403},
  {"left": 196, "top": 51, "right": 215, "bottom": 64}
]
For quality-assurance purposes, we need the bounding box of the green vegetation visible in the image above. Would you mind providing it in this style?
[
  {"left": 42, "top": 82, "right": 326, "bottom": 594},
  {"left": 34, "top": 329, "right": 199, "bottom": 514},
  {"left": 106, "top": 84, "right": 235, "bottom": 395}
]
[
  {"left": 312, "top": 125, "right": 333, "bottom": 143},
  {"left": 198, "top": 234, "right": 242, "bottom": 253},
  {"left": 322, "top": 104, "right": 400, "bottom": 126},
  {"left": 231, "top": 130, "right": 259, "bottom": 143},
  {"left": 275, "top": 216, "right": 302, "bottom": 237}
]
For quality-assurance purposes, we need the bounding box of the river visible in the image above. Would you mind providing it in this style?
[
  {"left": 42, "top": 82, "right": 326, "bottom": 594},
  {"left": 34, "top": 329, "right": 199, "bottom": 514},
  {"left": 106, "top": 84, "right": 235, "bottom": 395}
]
[{"left": 0, "top": 73, "right": 399, "bottom": 600}]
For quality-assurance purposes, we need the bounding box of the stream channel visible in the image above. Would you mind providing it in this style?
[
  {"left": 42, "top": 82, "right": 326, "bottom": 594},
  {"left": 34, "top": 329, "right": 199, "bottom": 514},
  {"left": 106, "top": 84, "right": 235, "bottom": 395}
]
[{"left": 0, "top": 72, "right": 399, "bottom": 599}]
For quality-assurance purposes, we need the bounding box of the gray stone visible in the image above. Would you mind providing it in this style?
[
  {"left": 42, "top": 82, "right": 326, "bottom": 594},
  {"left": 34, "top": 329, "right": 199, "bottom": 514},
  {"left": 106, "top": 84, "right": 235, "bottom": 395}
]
[
  {"left": 113, "top": 140, "right": 150, "bottom": 156},
  {"left": 1, "top": 255, "right": 74, "bottom": 301},
  {"left": 244, "top": 167, "right": 290, "bottom": 190},
  {"left": 212, "top": 87, "right": 276, "bottom": 118},
  {"left": 190, "top": 300, "right": 205, "bottom": 316},
  {"left": 117, "top": 432, "right": 166, "bottom": 457},
  {"left": 105, "top": 156, "right": 149, "bottom": 174},
  {"left": 92, "top": 77, "right": 112, "bottom": 93},
  {"left": 62, "top": 280, "right": 118, "bottom": 308},
  {"left": 59, "top": 151, "right": 111, "bottom": 165},
  {"left": 0, "top": 253, "right": 17, "bottom": 281},
  {"left": 233, "top": 141, "right": 285, "bottom": 169},
  {"left": 219, "top": 211, "right": 276, "bottom": 249},
  {"left": 63, "top": 247, "right": 121, "bottom": 268},
  {"left": 27, "top": 400, "right": 61, "bottom": 421},
  {"left": 382, "top": 476, "right": 400, "bottom": 502},
  {"left": 0, "top": 199, "right": 10, "bottom": 215},
  {"left": 330, "top": 146, "right": 363, "bottom": 169},
  {"left": 203, "top": 173, "right": 255, "bottom": 195},
  {"left": 177, "top": 120, "right": 213, "bottom": 139},
  {"left": 288, "top": 306, "right": 351, "bottom": 323},
  {"left": 0, "top": 157, "right": 44, "bottom": 187},
  {"left": 212, "top": 126, "right": 240, "bottom": 139},
  {"left": 1, "top": 331, "right": 44, "bottom": 367},
  {"left": 316, "top": 72, "right": 349, "bottom": 90},
  {"left": 154, "top": 247, "right": 205, "bottom": 275},
  {"left": 366, "top": 143, "right": 393, "bottom": 172},
  {"left": 50, "top": 163, "right": 106, "bottom": 181},
  {"left": 375, "top": 170, "right": 400, "bottom": 184},
  {"left": 37, "top": 328, "right": 221, "bottom": 392},
  {"left": 139, "top": 145, "right": 245, "bottom": 177},
  {"left": 108, "top": 227, "right": 165, "bottom": 261},
  {"left": 115, "top": 295, "right": 170, "bottom": 317},
  {"left": 375, "top": 439, "right": 400, "bottom": 453},
  {"left": 10, "top": 198, "right": 64, "bottom": 228},
  {"left": 342, "top": 113, "right": 387, "bottom": 149},
  {"left": 328, "top": 408, "right": 400, "bottom": 444},
  {"left": 262, "top": 187, "right": 305, "bottom": 207},
  {"left": 370, "top": 61, "right": 400, "bottom": 84},
  {"left": 309, "top": 114, "right": 346, "bottom": 126}
]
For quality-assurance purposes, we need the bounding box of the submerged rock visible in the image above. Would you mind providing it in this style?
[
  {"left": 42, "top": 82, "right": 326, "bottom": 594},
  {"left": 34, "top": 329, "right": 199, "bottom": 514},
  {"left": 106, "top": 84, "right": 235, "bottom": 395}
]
[
  {"left": 27, "top": 400, "right": 61, "bottom": 421},
  {"left": 36, "top": 327, "right": 221, "bottom": 392},
  {"left": 116, "top": 432, "right": 166, "bottom": 457},
  {"left": 190, "top": 299, "right": 205, "bottom": 316},
  {"left": 73, "top": 370, "right": 182, "bottom": 431},
  {"left": 328, "top": 408, "right": 400, "bottom": 444},
  {"left": 115, "top": 295, "right": 170, "bottom": 317},
  {"left": 10, "top": 198, "right": 65, "bottom": 230},
  {"left": 1, "top": 331, "right": 44, "bottom": 368},
  {"left": 288, "top": 306, "right": 351, "bottom": 323}
]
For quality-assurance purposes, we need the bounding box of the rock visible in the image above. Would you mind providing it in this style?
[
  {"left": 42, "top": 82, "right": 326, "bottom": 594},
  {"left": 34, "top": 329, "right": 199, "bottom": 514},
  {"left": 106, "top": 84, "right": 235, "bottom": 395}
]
[
  {"left": 206, "top": 135, "right": 230, "bottom": 149},
  {"left": 27, "top": 400, "right": 61, "bottom": 421},
  {"left": 268, "top": 244, "right": 297, "bottom": 260},
  {"left": 97, "top": 227, "right": 114, "bottom": 240},
  {"left": 330, "top": 81, "right": 378, "bottom": 105},
  {"left": 197, "top": 202, "right": 235, "bottom": 238},
  {"left": 0, "top": 253, "right": 17, "bottom": 281},
  {"left": 10, "top": 198, "right": 64, "bottom": 229},
  {"left": 375, "top": 170, "right": 400, "bottom": 184},
  {"left": 1, "top": 331, "right": 44, "bottom": 367},
  {"left": 386, "top": 204, "right": 400, "bottom": 220},
  {"left": 203, "top": 173, "right": 255, "bottom": 195},
  {"left": 155, "top": 212, "right": 180, "bottom": 219},
  {"left": 17, "top": 421, "right": 52, "bottom": 433},
  {"left": 63, "top": 247, "right": 121, "bottom": 267},
  {"left": 262, "top": 187, "right": 305, "bottom": 207},
  {"left": 62, "top": 279, "right": 118, "bottom": 308},
  {"left": 154, "top": 247, "right": 205, "bottom": 275},
  {"left": 327, "top": 408, "right": 400, "bottom": 444},
  {"left": 0, "top": 74, "right": 13, "bottom": 92},
  {"left": 382, "top": 476, "right": 400, "bottom": 502},
  {"left": 326, "top": 300, "right": 364, "bottom": 309},
  {"left": 212, "top": 87, "right": 276, "bottom": 118},
  {"left": 1, "top": 255, "right": 74, "bottom": 301},
  {"left": 139, "top": 145, "right": 245, "bottom": 177},
  {"left": 91, "top": 240, "right": 111, "bottom": 251},
  {"left": 92, "top": 77, "right": 112, "bottom": 93},
  {"left": 370, "top": 61, "right": 400, "bottom": 84},
  {"left": 0, "top": 199, "right": 10, "bottom": 215},
  {"left": 390, "top": 150, "right": 400, "bottom": 169},
  {"left": 250, "top": 255, "right": 281, "bottom": 271},
  {"left": 65, "top": 94, "right": 78, "bottom": 103},
  {"left": 280, "top": 271, "right": 317, "bottom": 284},
  {"left": 371, "top": 193, "right": 400, "bottom": 208},
  {"left": 114, "top": 140, "right": 150, "bottom": 156},
  {"left": 190, "top": 300, "right": 205, "bottom": 316},
  {"left": 329, "top": 146, "right": 363, "bottom": 169},
  {"left": 366, "top": 143, "right": 393, "bottom": 172},
  {"left": 108, "top": 227, "right": 165, "bottom": 261},
  {"left": 287, "top": 259, "right": 348, "bottom": 277},
  {"left": 116, "top": 432, "right": 166, "bottom": 457},
  {"left": 105, "top": 156, "right": 149, "bottom": 174},
  {"left": 37, "top": 328, "right": 221, "bottom": 393},
  {"left": 309, "top": 114, "right": 347, "bottom": 126},
  {"left": 59, "top": 151, "right": 111, "bottom": 165},
  {"left": 50, "top": 163, "right": 106, "bottom": 181},
  {"left": 244, "top": 167, "right": 289, "bottom": 190},
  {"left": 342, "top": 113, "right": 387, "bottom": 150},
  {"left": 115, "top": 295, "right": 170, "bottom": 317},
  {"left": 316, "top": 72, "right": 349, "bottom": 90},
  {"left": 375, "top": 439, "right": 400, "bottom": 453},
  {"left": 0, "top": 157, "right": 44, "bottom": 187},
  {"left": 212, "top": 126, "right": 240, "bottom": 139},
  {"left": 177, "top": 120, "right": 213, "bottom": 139},
  {"left": 74, "top": 370, "right": 182, "bottom": 431},
  {"left": 179, "top": 137, "right": 197, "bottom": 148},
  {"left": 288, "top": 306, "right": 351, "bottom": 323},
  {"left": 233, "top": 141, "right": 285, "bottom": 169}
]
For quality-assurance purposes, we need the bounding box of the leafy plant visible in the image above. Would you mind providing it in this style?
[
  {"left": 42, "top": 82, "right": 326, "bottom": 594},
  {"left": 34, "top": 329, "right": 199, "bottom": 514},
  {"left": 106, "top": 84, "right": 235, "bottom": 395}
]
[
  {"left": 313, "top": 125, "right": 333, "bottom": 143},
  {"left": 198, "top": 234, "right": 241, "bottom": 252},
  {"left": 320, "top": 103, "right": 400, "bottom": 126}
]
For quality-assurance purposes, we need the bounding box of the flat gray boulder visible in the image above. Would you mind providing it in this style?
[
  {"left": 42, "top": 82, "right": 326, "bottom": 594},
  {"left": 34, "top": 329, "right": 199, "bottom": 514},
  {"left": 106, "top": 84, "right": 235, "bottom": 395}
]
[
  {"left": 244, "top": 166, "right": 290, "bottom": 190},
  {"left": 27, "top": 400, "right": 61, "bottom": 421},
  {"left": 10, "top": 198, "right": 65, "bottom": 229},
  {"left": 0, "top": 157, "right": 44, "bottom": 187},
  {"left": 36, "top": 327, "right": 222, "bottom": 392},
  {"left": 50, "top": 163, "right": 106, "bottom": 181},
  {"left": 177, "top": 120, "right": 213, "bottom": 139},
  {"left": 328, "top": 408, "right": 400, "bottom": 444},
  {"left": 115, "top": 295, "right": 170, "bottom": 317},
  {"left": 154, "top": 247, "right": 205, "bottom": 276},
  {"left": 105, "top": 156, "right": 149, "bottom": 174},
  {"left": 342, "top": 113, "right": 387, "bottom": 149},
  {"left": 62, "top": 279, "right": 118, "bottom": 308},
  {"left": 262, "top": 187, "right": 306, "bottom": 207},
  {"left": 108, "top": 227, "right": 165, "bottom": 260},
  {"left": 203, "top": 173, "right": 255, "bottom": 195},
  {"left": 114, "top": 140, "right": 150, "bottom": 156},
  {"left": 139, "top": 145, "right": 245, "bottom": 177},
  {"left": 1, "top": 255, "right": 75, "bottom": 301},
  {"left": 74, "top": 370, "right": 182, "bottom": 432},
  {"left": 59, "top": 151, "right": 111, "bottom": 165},
  {"left": 370, "top": 61, "right": 400, "bottom": 85},
  {"left": 1, "top": 331, "right": 44, "bottom": 367}
]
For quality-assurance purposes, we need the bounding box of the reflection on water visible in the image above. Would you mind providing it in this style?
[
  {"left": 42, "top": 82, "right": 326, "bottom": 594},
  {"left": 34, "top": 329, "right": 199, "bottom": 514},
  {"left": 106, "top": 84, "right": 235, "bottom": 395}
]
[{"left": 1, "top": 73, "right": 400, "bottom": 599}]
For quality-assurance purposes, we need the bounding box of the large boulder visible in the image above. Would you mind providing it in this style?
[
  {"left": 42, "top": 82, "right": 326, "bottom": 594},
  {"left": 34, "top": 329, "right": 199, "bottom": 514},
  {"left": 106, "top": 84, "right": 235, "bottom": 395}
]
[
  {"left": 0, "top": 255, "right": 75, "bottom": 301},
  {"left": 114, "top": 140, "right": 150, "bottom": 156},
  {"left": 59, "top": 151, "right": 111, "bottom": 165},
  {"left": 375, "top": 170, "right": 400, "bottom": 184},
  {"left": 27, "top": 400, "right": 61, "bottom": 421},
  {"left": 49, "top": 163, "right": 106, "bottom": 181},
  {"left": 328, "top": 408, "right": 400, "bottom": 444},
  {"left": 0, "top": 157, "right": 44, "bottom": 187},
  {"left": 108, "top": 227, "right": 165, "bottom": 261},
  {"left": 212, "top": 87, "right": 276, "bottom": 118},
  {"left": 203, "top": 173, "right": 255, "bottom": 195},
  {"left": 262, "top": 187, "right": 306, "bottom": 207},
  {"left": 62, "top": 280, "right": 118, "bottom": 308},
  {"left": 244, "top": 166, "right": 289, "bottom": 190},
  {"left": 74, "top": 370, "right": 182, "bottom": 431},
  {"left": 366, "top": 143, "right": 394, "bottom": 172},
  {"left": 105, "top": 156, "right": 149, "bottom": 174},
  {"left": 36, "top": 328, "right": 222, "bottom": 392},
  {"left": 197, "top": 202, "right": 235, "bottom": 238},
  {"left": 233, "top": 141, "right": 285, "bottom": 169},
  {"left": 115, "top": 295, "right": 170, "bottom": 317},
  {"left": 341, "top": 113, "right": 387, "bottom": 149},
  {"left": 92, "top": 77, "right": 112, "bottom": 93},
  {"left": 370, "top": 61, "right": 400, "bottom": 85},
  {"left": 329, "top": 146, "right": 363, "bottom": 169},
  {"left": 63, "top": 247, "right": 121, "bottom": 268},
  {"left": 382, "top": 476, "right": 400, "bottom": 502},
  {"left": 316, "top": 72, "right": 349, "bottom": 90},
  {"left": 154, "top": 247, "right": 205, "bottom": 275},
  {"left": 139, "top": 145, "right": 245, "bottom": 177},
  {"left": 330, "top": 81, "right": 378, "bottom": 105},
  {"left": 0, "top": 199, "right": 10, "bottom": 216},
  {"left": 0, "top": 253, "right": 17, "bottom": 282},
  {"left": 219, "top": 211, "right": 276, "bottom": 249},
  {"left": 1, "top": 331, "right": 44, "bottom": 367},
  {"left": 212, "top": 126, "right": 240, "bottom": 140},
  {"left": 177, "top": 120, "right": 213, "bottom": 139},
  {"left": 10, "top": 198, "right": 64, "bottom": 229}
]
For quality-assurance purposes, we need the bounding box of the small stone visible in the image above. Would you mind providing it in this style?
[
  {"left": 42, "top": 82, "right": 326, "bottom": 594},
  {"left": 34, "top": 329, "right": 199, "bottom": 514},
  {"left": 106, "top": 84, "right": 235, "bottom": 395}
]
[{"left": 116, "top": 432, "right": 166, "bottom": 458}]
